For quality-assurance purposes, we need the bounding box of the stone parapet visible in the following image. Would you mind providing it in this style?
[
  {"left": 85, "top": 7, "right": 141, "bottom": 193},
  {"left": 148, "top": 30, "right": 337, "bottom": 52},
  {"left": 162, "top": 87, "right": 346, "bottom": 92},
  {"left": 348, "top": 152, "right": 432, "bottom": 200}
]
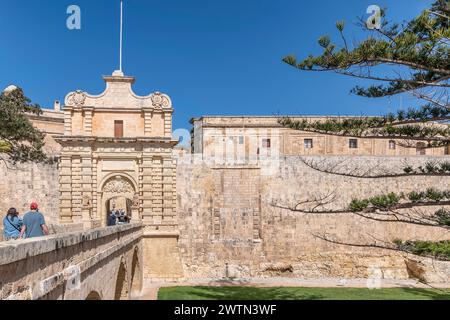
[
  {"left": 0, "top": 223, "right": 142, "bottom": 266},
  {"left": 0, "top": 223, "right": 144, "bottom": 300}
]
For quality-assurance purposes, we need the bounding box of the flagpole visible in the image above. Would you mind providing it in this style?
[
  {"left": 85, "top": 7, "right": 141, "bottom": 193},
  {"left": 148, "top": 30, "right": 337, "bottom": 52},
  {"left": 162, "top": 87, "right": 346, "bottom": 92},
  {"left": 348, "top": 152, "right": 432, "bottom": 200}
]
[{"left": 119, "top": 1, "right": 123, "bottom": 72}]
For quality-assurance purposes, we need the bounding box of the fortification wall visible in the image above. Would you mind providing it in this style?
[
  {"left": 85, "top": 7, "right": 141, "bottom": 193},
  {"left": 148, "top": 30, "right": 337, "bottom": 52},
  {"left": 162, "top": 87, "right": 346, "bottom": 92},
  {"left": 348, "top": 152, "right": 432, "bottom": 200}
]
[
  {"left": 176, "top": 155, "right": 450, "bottom": 282},
  {"left": 2, "top": 154, "right": 450, "bottom": 283}
]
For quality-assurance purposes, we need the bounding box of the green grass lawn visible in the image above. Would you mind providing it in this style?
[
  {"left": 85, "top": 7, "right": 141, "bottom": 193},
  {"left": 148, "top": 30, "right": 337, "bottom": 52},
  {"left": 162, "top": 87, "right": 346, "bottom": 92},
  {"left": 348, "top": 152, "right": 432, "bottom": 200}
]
[{"left": 158, "top": 286, "right": 450, "bottom": 300}]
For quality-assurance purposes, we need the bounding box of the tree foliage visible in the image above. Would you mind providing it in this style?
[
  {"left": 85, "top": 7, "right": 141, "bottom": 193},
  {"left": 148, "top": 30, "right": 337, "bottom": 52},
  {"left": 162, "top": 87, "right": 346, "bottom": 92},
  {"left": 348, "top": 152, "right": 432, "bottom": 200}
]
[
  {"left": 280, "top": 1, "right": 450, "bottom": 263},
  {"left": 0, "top": 87, "right": 48, "bottom": 164},
  {"left": 281, "top": 0, "right": 449, "bottom": 145}
]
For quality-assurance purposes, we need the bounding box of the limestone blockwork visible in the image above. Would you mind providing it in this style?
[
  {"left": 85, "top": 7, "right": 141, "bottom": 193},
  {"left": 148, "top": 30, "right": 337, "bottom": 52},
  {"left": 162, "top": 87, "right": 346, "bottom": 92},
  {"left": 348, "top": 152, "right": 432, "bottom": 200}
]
[
  {"left": 0, "top": 163, "right": 60, "bottom": 225},
  {"left": 53, "top": 72, "right": 181, "bottom": 281},
  {"left": 114, "top": 261, "right": 129, "bottom": 300},
  {"left": 176, "top": 155, "right": 450, "bottom": 282},
  {"left": 0, "top": 224, "right": 143, "bottom": 300},
  {"left": 2, "top": 72, "right": 450, "bottom": 288}
]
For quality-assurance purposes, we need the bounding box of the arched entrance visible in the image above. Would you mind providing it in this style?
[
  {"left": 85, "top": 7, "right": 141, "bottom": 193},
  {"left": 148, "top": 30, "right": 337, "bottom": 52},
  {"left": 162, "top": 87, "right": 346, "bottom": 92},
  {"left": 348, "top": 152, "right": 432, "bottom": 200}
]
[
  {"left": 100, "top": 175, "right": 139, "bottom": 226},
  {"left": 106, "top": 197, "right": 133, "bottom": 224}
]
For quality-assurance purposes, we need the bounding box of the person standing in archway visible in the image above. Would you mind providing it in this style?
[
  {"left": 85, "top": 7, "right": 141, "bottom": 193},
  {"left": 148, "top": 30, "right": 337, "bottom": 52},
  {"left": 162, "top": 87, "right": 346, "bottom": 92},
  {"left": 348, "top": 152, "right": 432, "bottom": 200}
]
[
  {"left": 19, "top": 202, "right": 49, "bottom": 239},
  {"left": 107, "top": 210, "right": 117, "bottom": 226}
]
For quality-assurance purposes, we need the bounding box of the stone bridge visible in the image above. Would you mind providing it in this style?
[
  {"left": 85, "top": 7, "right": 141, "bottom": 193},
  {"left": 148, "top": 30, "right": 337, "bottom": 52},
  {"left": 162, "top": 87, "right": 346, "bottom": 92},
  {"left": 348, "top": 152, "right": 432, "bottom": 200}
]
[{"left": 0, "top": 223, "right": 143, "bottom": 300}]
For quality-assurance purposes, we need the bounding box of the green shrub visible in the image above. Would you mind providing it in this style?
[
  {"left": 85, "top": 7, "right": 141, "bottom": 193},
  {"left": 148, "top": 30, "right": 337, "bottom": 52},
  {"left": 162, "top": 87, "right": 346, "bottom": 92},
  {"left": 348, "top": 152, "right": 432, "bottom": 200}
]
[
  {"left": 349, "top": 199, "right": 370, "bottom": 212},
  {"left": 395, "top": 240, "right": 450, "bottom": 260},
  {"left": 425, "top": 188, "right": 444, "bottom": 201},
  {"left": 349, "top": 189, "right": 450, "bottom": 213},
  {"left": 439, "top": 161, "right": 450, "bottom": 173},
  {"left": 425, "top": 162, "right": 438, "bottom": 173},
  {"left": 408, "top": 191, "right": 425, "bottom": 202},
  {"left": 369, "top": 192, "right": 400, "bottom": 209},
  {"left": 434, "top": 209, "right": 450, "bottom": 226},
  {"left": 401, "top": 161, "right": 450, "bottom": 175},
  {"left": 403, "top": 166, "right": 414, "bottom": 174}
]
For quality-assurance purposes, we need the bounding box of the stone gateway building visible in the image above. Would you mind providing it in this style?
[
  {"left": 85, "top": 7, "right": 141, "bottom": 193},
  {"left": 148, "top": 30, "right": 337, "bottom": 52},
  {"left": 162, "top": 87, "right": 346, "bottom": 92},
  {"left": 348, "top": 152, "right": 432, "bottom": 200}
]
[
  {"left": 1, "top": 71, "right": 450, "bottom": 300},
  {"left": 54, "top": 71, "right": 182, "bottom": 280}
]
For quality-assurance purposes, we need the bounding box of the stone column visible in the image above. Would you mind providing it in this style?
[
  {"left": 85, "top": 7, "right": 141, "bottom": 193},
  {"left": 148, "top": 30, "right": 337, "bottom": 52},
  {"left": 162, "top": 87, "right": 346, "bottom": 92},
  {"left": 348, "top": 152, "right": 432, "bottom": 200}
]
[
  {"left": 59, "top": 155, "right": 73, "bottom": 223},
  {"left": 150, "top": 156, "right": 163, "bottom": 227},
  {"left": 92, "top": 158, "right": 99, "bottom": 225},
  {"left": 140, "top": 156, "right": 154, "bottom": 224},
  {"left": 143, "top": 109, "right": 153, "bottom": 136},
  {"left": 83, "top": 108, "right": 94, "bottom": 136},
  {"left": 162, "top": 154, "right": 177, "bottom": 229},
  {"left": 164, "top": 112, "right": 173, "bottom": 138},
  {"left": 141, "top": 147, "right": 183, "bottom": 281},
  {"left": 71, "top": 156, "right": 82, "bottom": 222},
  {"left": 81, "top": 156, "right": 93, "bottom": 229},
  {"left": 64, "top": 108, "right": 73, "bottom": 135}
]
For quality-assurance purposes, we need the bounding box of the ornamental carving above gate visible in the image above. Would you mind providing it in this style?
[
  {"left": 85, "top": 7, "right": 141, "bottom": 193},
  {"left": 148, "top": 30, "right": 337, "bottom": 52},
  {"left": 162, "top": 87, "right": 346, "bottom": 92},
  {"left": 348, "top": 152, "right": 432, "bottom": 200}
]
[{"left": 103, "top": 176, "right": 135, "bottom": 194}]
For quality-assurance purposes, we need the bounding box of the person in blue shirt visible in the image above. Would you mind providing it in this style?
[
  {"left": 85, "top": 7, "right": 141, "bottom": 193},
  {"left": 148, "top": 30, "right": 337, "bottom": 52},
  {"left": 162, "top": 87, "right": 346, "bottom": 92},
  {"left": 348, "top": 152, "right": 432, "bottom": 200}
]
[
  {"left": 3, "top": 208, "right": 23, "bottom": 241},
  {"left": 19, "top": 202, "right": 49, "bottom": 239},
  {"left": 107, "top": 211, "right": 117, "bottom": 226}
]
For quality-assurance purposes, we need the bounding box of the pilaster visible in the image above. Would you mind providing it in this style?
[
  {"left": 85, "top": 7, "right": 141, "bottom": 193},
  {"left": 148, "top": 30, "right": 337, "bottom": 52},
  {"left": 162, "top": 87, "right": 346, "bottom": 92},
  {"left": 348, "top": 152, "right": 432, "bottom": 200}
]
[
  {"left": 59, "top": 155, "right": 73, "bottom": 223},
  {"left": 83, "top": 108, "right": 94, "bottom": 135},
  {"left": 143, "top": 109, "right": 153, "bottom": 136},
  {"left": 64, "top": 108, "right": 73, "bottom": 135}
]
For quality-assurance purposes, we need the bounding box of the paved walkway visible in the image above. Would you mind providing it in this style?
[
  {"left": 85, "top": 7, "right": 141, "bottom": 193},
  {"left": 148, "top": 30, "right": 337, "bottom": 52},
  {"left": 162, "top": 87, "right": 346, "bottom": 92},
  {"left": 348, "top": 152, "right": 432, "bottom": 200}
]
[{"left": 138, "top": 278, "right": 450, "bottom": 300}]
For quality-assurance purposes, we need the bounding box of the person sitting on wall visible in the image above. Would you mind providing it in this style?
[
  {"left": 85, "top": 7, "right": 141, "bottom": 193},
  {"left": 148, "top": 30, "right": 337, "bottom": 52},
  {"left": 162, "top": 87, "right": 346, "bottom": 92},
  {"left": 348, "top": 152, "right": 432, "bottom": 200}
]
[
  {"left": 19, "top": 202, "right": 49, "bottom": 239},
  {"left": 3, "top": 208, "right": 23, "bottom": 241}
]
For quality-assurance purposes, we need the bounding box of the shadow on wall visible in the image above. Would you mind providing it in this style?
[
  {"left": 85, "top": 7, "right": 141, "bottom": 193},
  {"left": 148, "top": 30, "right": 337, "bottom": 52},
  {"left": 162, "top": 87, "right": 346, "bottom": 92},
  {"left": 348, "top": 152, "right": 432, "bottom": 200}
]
[
  {"left": 86, "top": 291, "right": 102, "bottom": 300},
  {"left": 130, "top": 248, "right": 143, "bottom": 299},
  {"left": 114, "top": 260, "right": 129, "bottom": 300}
]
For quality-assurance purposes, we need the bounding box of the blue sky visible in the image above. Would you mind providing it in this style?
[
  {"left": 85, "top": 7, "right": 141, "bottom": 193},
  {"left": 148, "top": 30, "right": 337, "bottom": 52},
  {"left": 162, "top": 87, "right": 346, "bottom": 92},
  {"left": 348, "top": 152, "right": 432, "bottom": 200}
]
[{"left": 0, "top": 0, "right": 432, "bottom": 130}]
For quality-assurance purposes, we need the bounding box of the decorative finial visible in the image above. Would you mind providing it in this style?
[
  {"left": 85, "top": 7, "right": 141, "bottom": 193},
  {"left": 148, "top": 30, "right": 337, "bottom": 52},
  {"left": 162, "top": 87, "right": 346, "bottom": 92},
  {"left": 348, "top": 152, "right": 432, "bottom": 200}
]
[{"left": 112, "top": 70, "right": 124, "bottom": 77}]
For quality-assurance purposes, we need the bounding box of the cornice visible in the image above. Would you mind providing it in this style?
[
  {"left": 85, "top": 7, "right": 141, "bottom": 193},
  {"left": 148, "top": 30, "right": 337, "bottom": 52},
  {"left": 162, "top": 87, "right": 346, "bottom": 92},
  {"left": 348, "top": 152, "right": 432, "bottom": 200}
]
[{"left": 54, "top": 136, "right": 179, "bottom": 146}]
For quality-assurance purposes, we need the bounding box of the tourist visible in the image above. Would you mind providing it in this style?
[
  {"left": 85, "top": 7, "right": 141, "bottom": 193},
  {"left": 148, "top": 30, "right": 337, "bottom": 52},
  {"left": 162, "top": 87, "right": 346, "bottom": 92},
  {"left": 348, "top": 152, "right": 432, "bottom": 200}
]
[
  {"left": 19, "top": 202, "right": 49, "bottom": 239},
  {"left": 3, "top": 208, "right": 23, "bottom": 241},
  {"left": 124, "top": 212, "right": 130, "bottom": 224},
  {"left": 119, "top": 209, "right": 126, "bottom": 224}
]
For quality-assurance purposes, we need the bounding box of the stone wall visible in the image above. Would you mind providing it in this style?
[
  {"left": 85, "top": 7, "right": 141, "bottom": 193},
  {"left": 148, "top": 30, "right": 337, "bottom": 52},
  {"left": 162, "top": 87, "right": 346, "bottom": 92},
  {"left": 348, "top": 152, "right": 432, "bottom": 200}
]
[
  {"left": 192, "top": 116, "right": 447, "bottom": 157},
  {"left": 176, "top": 155, "right": 450, "bottom": 283},
  {"left": 2, "top": 153, "right": 450, "bottom": 284},
  {"left": 0, "top": 223, "right": 143, "bottom": 300},
  {"left": 0, "top": 162, "right": 60, "bottom": 239}
]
